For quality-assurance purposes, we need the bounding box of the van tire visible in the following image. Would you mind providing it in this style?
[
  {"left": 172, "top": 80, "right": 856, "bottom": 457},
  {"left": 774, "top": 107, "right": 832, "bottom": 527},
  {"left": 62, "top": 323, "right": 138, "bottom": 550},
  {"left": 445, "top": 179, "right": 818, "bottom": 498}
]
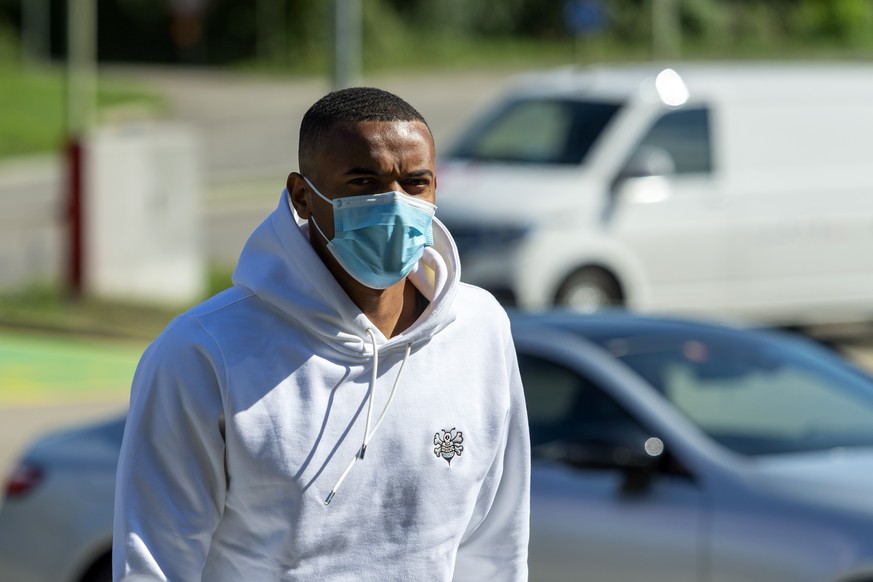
[
  {"left": 78, "top": 552, "right": 111, "bottom": 582},
  {"left": 555, "top": 268, "right": 623, "bottom": 312}
]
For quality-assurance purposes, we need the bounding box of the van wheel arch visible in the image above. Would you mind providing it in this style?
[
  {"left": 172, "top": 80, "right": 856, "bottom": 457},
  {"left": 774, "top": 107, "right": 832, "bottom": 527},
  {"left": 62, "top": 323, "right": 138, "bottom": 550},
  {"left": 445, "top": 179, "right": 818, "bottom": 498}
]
[{"left": 554, "top": 266, "right": 624, "bottom": 312}]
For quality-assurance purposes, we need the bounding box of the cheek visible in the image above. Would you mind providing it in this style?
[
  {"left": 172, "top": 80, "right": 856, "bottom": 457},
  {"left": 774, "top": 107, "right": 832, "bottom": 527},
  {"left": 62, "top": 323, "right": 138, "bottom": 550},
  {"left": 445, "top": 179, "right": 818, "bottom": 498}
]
[{"left": 310, "top": 203, "right": 336, "bottom": 240}]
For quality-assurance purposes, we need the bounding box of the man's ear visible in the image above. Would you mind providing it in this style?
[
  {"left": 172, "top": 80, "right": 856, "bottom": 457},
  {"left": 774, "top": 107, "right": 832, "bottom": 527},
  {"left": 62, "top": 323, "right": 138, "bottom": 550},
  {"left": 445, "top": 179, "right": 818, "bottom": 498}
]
[{"left": 287, "top": 172, "right": 311, "bottom": 219}]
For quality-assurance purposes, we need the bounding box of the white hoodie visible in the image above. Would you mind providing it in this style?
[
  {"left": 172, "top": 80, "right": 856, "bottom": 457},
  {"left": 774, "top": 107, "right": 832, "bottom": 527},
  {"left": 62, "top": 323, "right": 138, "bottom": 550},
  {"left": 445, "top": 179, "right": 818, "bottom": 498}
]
[{"left": 113, "top": 191, "right": 530, "bottom": 581}]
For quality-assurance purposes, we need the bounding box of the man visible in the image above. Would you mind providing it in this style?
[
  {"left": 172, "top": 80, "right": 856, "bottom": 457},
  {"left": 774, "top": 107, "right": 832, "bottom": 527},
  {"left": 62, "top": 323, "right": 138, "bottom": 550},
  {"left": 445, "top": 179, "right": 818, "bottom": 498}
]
[{"left": 113, "top": 87, "right": 530, "bottom": 581}]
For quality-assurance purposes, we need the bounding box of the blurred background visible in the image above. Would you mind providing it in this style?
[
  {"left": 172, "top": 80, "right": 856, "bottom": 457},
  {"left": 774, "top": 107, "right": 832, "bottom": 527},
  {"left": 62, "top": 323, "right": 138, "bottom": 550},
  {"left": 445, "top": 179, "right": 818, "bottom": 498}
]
[{"left": 3, "top": 1, "right": 873, "bottom": 579}]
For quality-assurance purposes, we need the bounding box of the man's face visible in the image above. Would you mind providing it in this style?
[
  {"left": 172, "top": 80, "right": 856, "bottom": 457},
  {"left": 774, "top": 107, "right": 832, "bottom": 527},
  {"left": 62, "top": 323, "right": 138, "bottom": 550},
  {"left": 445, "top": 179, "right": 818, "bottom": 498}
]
[{"left": 292, "top": 119, "right": 437, "bottom": 242}]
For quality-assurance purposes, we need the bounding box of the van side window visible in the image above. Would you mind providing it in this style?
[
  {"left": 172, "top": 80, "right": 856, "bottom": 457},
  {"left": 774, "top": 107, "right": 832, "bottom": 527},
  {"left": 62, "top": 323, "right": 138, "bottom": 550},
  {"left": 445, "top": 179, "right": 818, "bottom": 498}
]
[
  {"left": 450, "top": 99, "right": 621, "bottom": 165},
  {"left": 518, "top": 352, "right": 649, "bottom": 451},
  {"left": 631, "top": 108, "right": 712, "bottom": 175}
]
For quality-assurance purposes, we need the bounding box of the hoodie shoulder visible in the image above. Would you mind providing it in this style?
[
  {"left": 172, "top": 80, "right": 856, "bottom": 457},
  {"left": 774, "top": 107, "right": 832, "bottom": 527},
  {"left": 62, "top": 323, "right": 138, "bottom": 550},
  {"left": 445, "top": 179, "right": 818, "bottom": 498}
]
[
  {"left": 139, "top": 286, "right": 255, "bottom": 383},
  {"left": 454, "top": 282, "right": 512, "bottom": 330}
]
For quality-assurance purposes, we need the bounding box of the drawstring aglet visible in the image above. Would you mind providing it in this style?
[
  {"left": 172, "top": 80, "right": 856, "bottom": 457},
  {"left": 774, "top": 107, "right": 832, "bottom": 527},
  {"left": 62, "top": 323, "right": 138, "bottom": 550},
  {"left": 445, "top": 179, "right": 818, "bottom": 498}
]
[
  {"left": 324, "top": 490, "right": 336, "bottom": 505},
  {"left": 359, "top": 444, "right": 367, "bottom": 460}
]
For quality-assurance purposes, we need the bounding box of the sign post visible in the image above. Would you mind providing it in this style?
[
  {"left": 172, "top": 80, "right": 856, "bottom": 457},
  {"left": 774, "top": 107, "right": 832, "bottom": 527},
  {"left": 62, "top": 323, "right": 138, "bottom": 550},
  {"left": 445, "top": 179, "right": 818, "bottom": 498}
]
[
  {"left": 652, "top": 0, "right": 681, "bottom": 60},
  {"left": 564, "top": 0, "right": 607, "bottom": 63},
  {"left": 332, "top": 0, "right": 361, "bottom": 90},
  {"left": 65, "top": 0, "right": 97, "bottom": 298},
  {"left": 22, "top": 0, "right": 51, "bottom": 67}
]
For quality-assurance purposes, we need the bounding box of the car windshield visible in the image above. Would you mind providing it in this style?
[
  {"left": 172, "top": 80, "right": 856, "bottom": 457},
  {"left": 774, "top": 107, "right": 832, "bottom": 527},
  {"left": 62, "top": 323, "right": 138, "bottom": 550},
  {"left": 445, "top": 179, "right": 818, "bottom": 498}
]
[
  {"left": 449, "top": 98, "right": 621, "bottom": 165},
  {"left": 585, "top": 329, "right": 873, "bottom": 456}
]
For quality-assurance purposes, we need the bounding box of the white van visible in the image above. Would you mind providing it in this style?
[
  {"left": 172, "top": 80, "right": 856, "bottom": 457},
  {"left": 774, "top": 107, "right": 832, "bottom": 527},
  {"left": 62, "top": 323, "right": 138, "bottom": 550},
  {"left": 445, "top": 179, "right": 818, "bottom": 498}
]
[{"left": 435, "top": 63, "right": 873, "bottom": 325}]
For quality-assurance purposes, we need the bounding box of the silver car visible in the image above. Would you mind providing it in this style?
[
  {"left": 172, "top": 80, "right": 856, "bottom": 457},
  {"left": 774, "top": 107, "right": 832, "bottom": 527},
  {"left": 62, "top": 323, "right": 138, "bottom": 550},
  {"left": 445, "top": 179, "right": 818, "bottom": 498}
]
[
  {"left": 3, "top": 312, "right": 873, "bottom": 581},
  {"left": 516, "top": 312, "right": 873, "bottom": 582},
  {"left": 0, "top": 416, "right": 121, "bottom": 582}
]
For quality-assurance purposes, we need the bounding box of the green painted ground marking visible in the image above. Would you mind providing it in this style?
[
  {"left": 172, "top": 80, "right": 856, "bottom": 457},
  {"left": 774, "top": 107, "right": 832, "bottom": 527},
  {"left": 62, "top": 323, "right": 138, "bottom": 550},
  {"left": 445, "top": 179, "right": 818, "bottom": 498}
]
[{"left": 0, "top": 331, "right": 146, "bottom": 407}]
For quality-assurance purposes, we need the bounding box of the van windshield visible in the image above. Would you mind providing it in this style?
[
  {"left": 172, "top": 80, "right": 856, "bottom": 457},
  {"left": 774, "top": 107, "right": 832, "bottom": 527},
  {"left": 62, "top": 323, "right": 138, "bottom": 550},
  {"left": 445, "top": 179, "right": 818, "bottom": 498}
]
[{"left": 449, "top": 98, "right": 621, "bottom": 165}]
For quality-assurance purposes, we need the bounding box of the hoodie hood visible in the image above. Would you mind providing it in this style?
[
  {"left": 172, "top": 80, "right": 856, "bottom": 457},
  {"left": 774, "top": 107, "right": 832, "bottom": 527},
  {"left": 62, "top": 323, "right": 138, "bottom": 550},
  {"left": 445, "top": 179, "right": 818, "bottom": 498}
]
[{"left": 231, "top": 190, "right": 460, "bottom": 359}]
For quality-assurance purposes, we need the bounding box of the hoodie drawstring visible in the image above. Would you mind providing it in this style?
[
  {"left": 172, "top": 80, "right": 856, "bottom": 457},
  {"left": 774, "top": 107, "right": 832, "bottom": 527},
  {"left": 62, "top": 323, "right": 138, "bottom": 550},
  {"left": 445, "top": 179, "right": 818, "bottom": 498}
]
[{"left": 325, "top": 329, "right": 412, "bottom": 505}]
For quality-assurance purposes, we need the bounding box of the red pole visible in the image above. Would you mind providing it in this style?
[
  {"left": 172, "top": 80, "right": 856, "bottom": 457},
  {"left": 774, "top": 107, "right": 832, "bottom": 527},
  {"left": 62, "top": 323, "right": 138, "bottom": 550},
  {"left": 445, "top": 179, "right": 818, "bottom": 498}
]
[{"left": 66, "top": 136, "right": 83, "bottom": 297}]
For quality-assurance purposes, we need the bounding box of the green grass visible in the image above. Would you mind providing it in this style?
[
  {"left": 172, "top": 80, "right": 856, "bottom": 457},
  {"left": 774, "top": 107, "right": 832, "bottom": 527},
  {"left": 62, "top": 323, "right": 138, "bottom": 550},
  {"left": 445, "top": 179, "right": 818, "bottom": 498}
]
[
  {"left": 0, "top": 267, "right": 233, "bottom": 341},
  {"left": 0, "top": 330, "right": 143, "bottom": 406},
  {"left": 0, "top": 271, "right": 234, "bottom": 407},
  {"left": 236, "top": 33, "right": 873, "bottom": 79},
  {"left": 0, "top": 64, "right": 163, "bottom": 159}
]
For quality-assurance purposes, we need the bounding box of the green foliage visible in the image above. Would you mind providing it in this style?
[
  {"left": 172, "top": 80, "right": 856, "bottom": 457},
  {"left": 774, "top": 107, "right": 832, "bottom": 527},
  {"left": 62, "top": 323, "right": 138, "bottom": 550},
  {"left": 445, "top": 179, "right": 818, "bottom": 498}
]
[
  {"left": 795, "top": 0, "right": 873, "bottom": 43},
  {"left": 682, "top": 0, "right": 727, "bottom": 43},
  {"left": 0, "top": 18, "right": 18, "bottom": 64},
  {"left": 0, "top": 65, "right": 162, "bottom": 158},
  {"left": 2, "top": 0, "right": 873, "bottom": 73}
]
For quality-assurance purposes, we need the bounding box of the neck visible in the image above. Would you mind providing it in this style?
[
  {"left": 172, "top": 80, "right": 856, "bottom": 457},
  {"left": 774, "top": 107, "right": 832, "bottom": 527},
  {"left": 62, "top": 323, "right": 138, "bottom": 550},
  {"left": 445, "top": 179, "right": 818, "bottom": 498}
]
[
  {"left": 310, "top": 231, "right": 426, "bottom": 338},
  {"left": 353, "top": 279, "right": 423, "bottom": 338}
]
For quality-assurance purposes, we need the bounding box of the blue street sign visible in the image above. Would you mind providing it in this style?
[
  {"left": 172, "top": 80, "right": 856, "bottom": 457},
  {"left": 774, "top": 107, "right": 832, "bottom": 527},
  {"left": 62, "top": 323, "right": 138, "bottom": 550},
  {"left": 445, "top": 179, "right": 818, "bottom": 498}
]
[{"left": 564, "top": 0, "right": 607, "bottom": 34}]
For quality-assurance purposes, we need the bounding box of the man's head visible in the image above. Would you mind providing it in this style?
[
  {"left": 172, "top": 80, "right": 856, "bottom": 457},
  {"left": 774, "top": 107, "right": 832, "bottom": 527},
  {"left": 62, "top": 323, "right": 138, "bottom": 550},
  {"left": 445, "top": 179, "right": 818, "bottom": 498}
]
[
  {"left": 297, "top": 87, "right": 432, "bottom": 177},
  {"left": 288, "top": 87, "right": 437, "bottom": 292}
]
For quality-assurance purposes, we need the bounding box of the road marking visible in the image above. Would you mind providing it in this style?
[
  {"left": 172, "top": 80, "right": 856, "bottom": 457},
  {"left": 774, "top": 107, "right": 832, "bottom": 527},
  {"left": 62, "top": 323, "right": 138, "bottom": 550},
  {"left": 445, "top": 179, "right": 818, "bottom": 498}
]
[{"left": 0, "top": 331, "right": 145, "bottom": 407}]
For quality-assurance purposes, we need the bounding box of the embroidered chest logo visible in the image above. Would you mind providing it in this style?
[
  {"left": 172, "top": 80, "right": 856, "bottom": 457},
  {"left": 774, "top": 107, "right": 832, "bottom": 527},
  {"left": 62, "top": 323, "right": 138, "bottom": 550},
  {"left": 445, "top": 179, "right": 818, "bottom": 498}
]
[{"left": 434, "top": 428, "right": 464, "bottom": 465}]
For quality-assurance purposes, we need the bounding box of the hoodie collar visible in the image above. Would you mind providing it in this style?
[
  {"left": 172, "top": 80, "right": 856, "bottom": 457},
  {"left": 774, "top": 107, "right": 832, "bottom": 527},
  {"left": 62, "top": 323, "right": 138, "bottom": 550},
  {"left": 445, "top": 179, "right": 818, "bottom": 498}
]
[{"left": 231, "top": 190, "right": 459, "bottom": 359}]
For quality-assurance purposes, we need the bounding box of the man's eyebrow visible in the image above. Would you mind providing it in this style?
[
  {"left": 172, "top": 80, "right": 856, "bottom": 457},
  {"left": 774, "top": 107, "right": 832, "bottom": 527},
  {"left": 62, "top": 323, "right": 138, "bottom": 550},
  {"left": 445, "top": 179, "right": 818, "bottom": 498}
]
[
  {"left": 343, "top": 167, "right": 434, "bottom": 178},
  {"left": 344, "top": 166, "right": 380, "bottom": 176}
]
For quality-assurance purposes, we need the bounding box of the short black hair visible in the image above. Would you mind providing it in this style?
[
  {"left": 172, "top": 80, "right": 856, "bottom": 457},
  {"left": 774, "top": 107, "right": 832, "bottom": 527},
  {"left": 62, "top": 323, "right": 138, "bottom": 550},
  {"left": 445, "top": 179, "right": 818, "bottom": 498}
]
[{"left": 298, "top": 87, "right": 431, "bottom": 174}]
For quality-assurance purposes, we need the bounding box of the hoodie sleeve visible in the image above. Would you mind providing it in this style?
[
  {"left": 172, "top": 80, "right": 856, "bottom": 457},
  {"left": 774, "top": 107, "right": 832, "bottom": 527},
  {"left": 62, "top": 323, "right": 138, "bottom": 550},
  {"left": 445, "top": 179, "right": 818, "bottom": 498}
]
[
  {"left": 113, "top": 317, "right": 227, "bottom": 582},
  {"left": 453, "top": 319, "right": 531, "bottom": 581}
]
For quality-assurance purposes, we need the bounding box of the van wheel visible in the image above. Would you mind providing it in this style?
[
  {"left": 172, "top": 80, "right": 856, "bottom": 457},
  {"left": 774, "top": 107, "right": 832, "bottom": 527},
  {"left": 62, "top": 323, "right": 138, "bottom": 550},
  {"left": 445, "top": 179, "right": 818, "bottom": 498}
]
[
  {"left": 555, "top": 268, "right": 622, "bottom": 312},
  {"left": 78, "top": 553, "right": 111, "bottom": 582}
]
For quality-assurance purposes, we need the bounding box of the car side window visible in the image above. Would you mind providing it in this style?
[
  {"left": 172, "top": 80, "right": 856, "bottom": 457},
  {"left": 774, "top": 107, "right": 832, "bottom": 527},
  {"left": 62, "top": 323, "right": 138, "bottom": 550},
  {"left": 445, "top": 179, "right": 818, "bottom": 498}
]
[
  {"left": 518, "top": 352, "right": 650, "bottom": 451},
  {"left": 630, "top": 107, "right": 712, "bottom": 175},
  {"left": 451, "top": 99, "right": 621, "bottom": 165}
]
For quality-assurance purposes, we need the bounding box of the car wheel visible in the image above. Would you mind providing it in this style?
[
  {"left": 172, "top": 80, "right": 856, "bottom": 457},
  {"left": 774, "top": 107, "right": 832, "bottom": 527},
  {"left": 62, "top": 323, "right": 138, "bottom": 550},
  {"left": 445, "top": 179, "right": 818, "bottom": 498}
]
[
  {"left": 555, "top": 268, "right": 622, "bottom": 312},
  {"left": 79, "top": 553, "right": 111, "bottom": 582}
]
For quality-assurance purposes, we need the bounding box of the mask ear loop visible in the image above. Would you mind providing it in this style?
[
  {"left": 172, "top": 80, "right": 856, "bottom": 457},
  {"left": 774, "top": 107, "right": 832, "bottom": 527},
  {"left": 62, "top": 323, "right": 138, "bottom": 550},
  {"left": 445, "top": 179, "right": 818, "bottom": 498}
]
[
  {"left": 309, "top": 213, "right": 332, "bottom": 244},
  {"left": 302, "top": 175, "right": 335, "bottom": 205},
  {"left": 302, "top": 175, "right": 335, "bottom": 243}
]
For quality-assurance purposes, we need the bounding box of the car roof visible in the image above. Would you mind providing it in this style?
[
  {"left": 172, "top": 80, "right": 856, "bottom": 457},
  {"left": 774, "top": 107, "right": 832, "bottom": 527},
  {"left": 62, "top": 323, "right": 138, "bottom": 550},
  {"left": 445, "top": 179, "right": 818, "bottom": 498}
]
[
  {"left": 506, "top": 62, "right": 873, "bottom": 103},
  {"left": 509, "top": 309, "right": 759, "bottom": 344}
]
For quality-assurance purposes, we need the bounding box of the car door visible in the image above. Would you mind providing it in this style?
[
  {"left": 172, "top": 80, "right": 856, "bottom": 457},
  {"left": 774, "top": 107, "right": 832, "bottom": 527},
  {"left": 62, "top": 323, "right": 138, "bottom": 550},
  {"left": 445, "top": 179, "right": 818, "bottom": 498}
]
[
  {"left": 519, "top": 342, "right": 707, "bottom": 582},
  {"left": 606, "top": 106, "right": 731, "bottom": 315}
]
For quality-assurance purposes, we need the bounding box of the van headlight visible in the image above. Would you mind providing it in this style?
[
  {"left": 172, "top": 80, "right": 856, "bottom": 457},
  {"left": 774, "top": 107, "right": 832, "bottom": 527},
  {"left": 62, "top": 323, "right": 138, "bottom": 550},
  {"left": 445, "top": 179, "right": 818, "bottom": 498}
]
[{"left": 442, "top": 220, "right": 531, "bottom": 257}]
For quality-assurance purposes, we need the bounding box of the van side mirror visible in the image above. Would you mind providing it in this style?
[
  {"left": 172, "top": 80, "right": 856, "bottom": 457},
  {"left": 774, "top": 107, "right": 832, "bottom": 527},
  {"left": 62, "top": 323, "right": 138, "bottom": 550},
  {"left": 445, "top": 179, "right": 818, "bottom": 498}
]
[
  {"left": 607, "top": 146, "right": 676, "bottom": 204},
  {"left": 618, "top": 146, "right": 676, "bottom": 180}
]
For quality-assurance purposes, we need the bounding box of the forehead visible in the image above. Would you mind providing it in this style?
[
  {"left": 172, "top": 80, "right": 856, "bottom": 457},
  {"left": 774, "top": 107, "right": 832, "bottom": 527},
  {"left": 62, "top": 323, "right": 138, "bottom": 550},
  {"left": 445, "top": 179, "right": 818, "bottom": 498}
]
[{"left": 316, "top": 120, "right": 434, "bottom": 171}]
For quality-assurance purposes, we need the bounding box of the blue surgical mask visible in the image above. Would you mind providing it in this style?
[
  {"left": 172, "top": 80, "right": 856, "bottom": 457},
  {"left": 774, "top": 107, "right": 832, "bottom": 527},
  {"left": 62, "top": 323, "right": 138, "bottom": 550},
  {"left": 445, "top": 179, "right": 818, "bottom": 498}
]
[{"left": 303, "top": 176, "right": 437, "bottom": 289}]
